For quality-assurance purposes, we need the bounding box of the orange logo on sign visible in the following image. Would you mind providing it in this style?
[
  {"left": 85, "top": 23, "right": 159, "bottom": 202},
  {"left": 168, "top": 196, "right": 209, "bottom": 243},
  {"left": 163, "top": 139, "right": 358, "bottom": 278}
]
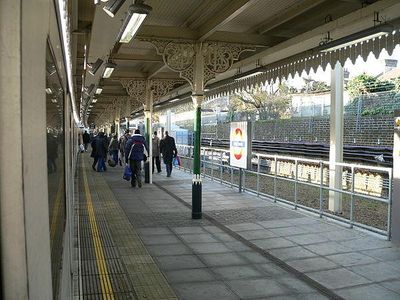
[{"left": 232, "top": 128, "right": 244, "bottom": 160}]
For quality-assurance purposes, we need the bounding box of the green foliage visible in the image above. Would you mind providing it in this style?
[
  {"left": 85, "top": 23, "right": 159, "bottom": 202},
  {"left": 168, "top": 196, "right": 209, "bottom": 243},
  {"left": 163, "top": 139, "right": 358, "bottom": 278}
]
[
  {"left": 346, "top": 73, "right": 395, "bottom": 98},
  {"left": 360, "top": 106, "right": 396, "bottom": 116},
  {"left": 394, "top": 77, "right": 400, "bottom": 93},
  {"left": 228, "top": 84, "right": 293, "bottom": 120},
  {"left": 301, "top": 77, "right": 330, "bottom": 93}
]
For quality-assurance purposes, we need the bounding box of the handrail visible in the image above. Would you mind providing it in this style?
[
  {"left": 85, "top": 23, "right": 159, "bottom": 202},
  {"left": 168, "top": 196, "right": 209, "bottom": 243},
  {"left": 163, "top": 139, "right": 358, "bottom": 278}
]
[{"left": 176, "top": 144, "right": 393, "bottom": 239}]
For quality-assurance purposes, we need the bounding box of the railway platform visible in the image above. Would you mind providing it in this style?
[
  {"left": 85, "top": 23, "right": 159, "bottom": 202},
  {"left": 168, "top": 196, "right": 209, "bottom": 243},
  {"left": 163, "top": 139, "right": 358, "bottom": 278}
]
[{"left": 76, "top": 153, "right": 400, "bottom": 300}]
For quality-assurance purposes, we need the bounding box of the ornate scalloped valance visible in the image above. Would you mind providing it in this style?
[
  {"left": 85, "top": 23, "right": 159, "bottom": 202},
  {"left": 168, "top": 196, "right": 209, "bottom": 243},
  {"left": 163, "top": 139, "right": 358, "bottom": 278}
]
[{"left": 207, "top": 29, "right": 400, "bottom": 99}]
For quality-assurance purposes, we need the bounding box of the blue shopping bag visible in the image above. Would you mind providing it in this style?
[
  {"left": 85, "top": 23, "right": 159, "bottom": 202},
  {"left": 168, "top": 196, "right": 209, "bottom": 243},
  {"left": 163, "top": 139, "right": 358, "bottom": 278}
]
[
  {"left": 173, "top": 156, "right": 181, "bottom": 166},
  {"left": 123, "top": 165, "right": 132, "bottom": 181}
]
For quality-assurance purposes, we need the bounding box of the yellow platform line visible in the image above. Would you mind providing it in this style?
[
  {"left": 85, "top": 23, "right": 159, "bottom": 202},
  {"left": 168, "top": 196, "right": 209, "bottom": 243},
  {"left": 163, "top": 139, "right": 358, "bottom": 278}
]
[{"left": 82, "top": 158, "right": 115, "bottom": 300}]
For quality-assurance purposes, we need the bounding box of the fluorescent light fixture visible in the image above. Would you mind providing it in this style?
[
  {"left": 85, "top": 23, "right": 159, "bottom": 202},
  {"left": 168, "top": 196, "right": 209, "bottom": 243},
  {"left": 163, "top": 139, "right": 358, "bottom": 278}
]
[
  {"left": 169, "top": 98, "right": 180, "bottom": 103},
  {"left": 89, "top": 105, "right": 94, "bottom": 108},
  {"left": 103, "top": 0, "right": 126, "bottom": 18},
  {"left": 117, "top": 2, "right": 152, "bottom": 43},
  {"left": 51, "top": 98, "right": 58, "bottom": 103},
  {"left": 102, "top": 62, "right": 117, "bottom": 78},
  {"left": 46, "top": 64, "right": 56, "bottom": 76},
  {"left": 88, "top": 58, "right": 104, "bottom": 75},
  {"left": 46, "top": 88, "right": 53, "bottom": 94},
  {"left": 154, "top": 104, "right": 161, "bottom": 108},
  {"left": 95, "top": 87, "right": 103, "bottom": 94},
  {"left": 234, "top": 71, "right": 264, "bottom": 81},
  {"left": 84, "top": 84, "right": 95, "bottom": 95},
  {"left": 92, "top": 98, "right": 98, "bottom": 103},
  {"left": 318, "top": 24, "right": 393, "bottom": 52}
]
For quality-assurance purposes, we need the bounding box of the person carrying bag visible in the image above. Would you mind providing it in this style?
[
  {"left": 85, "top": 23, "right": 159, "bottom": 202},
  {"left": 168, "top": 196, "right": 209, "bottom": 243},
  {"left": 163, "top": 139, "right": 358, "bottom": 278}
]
[{"left": 124, "top": 129, "right": 148, "bottom": 188}]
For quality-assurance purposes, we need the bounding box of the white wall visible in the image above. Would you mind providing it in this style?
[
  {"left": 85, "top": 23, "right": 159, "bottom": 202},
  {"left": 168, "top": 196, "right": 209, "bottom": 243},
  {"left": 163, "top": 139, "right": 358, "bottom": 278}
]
[{"left": 0, "top": 0, "right": 75, "bottom": 298}]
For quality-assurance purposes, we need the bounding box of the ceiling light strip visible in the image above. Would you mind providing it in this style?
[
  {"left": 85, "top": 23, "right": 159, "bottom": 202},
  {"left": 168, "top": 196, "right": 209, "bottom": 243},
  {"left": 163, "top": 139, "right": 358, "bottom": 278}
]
[{"left": 56, "top": 0, "right": 80, "bottom": 125}]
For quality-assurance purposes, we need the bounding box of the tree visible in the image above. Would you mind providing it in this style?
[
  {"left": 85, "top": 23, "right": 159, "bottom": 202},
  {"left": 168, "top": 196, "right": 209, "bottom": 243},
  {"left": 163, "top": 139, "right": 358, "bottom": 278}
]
[
  {"left": 346, "top": 73, "right": 395, "bottom": 98},
  {"left": 229, "top": 84, "right": 293, "bottom": 120},
  {"left": 301, "top": 77, "right": 330, "bottom": 93}
]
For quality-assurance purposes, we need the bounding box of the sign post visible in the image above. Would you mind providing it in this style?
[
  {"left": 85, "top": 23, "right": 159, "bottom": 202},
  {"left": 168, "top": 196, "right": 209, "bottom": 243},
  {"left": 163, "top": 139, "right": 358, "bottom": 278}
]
[{"left": 230, "top": 121, "right": 252, "bottom": 192}]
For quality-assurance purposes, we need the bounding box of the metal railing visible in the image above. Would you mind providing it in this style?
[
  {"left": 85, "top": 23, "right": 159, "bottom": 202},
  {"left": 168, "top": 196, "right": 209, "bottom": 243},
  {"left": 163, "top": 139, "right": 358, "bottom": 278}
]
[{"left": 176, "top": 144, "right": 393, "bottom": 239}]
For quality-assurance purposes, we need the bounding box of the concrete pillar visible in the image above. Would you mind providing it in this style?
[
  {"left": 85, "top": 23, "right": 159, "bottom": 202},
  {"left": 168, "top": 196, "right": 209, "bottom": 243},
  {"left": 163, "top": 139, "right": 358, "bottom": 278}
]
[
  {"left": 329, "top": 62, "right": 344, "bottom": 213},
  {"left": 0, "top": 0, "right": 53, "bottom": 299}
]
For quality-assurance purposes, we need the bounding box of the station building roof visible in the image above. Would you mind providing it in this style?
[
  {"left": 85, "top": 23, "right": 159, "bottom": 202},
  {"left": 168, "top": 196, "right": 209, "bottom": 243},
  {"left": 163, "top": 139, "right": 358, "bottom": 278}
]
[{"left": 72, "top": 0, "right": 400, "bottom": 126}]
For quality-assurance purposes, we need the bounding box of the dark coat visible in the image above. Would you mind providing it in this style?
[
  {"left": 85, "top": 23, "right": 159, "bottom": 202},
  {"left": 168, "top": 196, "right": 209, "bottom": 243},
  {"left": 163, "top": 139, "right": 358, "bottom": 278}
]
[
  {"left": 95, "top": 136, "right": 108, "bottom": 158},
  {"left": 160, "top": 135, "right": 177, "bottom": 164},
  {"left": 125, "top": 134, "right": 148, "bottom": 161},
  {"left": 83, "top": 132, "right": 90, "bottom": 143},
  {"left": 90, "top": 137, "right": 97, "bottom": 158}
]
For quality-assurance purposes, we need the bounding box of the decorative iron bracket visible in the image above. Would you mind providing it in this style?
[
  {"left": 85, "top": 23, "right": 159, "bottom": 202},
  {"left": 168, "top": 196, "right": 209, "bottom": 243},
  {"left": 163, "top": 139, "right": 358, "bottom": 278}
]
[{"left": 141, "top": 38, "right": 256, "bottom": 89}]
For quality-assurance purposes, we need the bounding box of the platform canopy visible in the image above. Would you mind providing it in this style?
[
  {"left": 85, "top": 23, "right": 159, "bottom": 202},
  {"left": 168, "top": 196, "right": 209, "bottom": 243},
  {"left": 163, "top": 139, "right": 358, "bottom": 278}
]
[{"left": 71, "top": 0, "right": 400, "bottom": 127}]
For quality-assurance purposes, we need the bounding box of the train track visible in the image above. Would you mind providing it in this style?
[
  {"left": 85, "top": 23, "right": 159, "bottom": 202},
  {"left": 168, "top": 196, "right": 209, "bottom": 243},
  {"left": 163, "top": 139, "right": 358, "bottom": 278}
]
[{"left": 202, "top": 138, "right": 393, "bottom": 167}]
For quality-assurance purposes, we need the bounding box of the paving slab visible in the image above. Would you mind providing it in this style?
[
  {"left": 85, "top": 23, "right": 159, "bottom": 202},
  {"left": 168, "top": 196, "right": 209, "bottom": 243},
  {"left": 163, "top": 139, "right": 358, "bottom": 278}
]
[
  {"left": 269, "top": 246, "right": 318, "bottom": 261},
  {"left": 238, "top": 229, "right": 277, "bottom": 240},
  {"left": 179, "top": 233, "right": 219, "bottom": 244},
  {"left": 227, "top": 278, "right": 292, "bottom": 298},
  {"left": 361, "top": 247, "right": 400, "bottom": 261},
  {"left": 140, "top": 234, "right": 182, "bottom": 246},
  {"left": 336, "top": 284, "right": 400, "bottom": 300},
  {"left": 380, "top": 279, "right": 400, "bottom": 294},
  {"left": 155, "top": 255, "right": 206, "bottom": 271},
  {"left": 146, "top": 244, "right": 192, "bottom": 257},
  {"left": 199, "top": 252, "right": 248, "bottom": 267},
  {"left": 164, "top": 269, "right": 216, "bottom": 283},
  {"left": 211, "top": 265, "right": 264, "bottom": 280},
  {"left": 349, "top": 262, "right": 400, "bottom": 282},
  {"left": 252, "top": 237, "right": 295, "bottom": 249},
  {"left": 186, "top": 242, "right": 233, "bottom": 254},
  {"left": 307, "top": 268, "right": 371, "bottom": 289},
  {"left": 326, "top": 252, "right": 377, "bottom": 267},
  {"left": 286, "top": 233, "right": 330, "bottom": 246},
  {"left": 287, "top": 257, "right": 338, "bottom": 272},
  {"left": 304, "top": 241, "right": 353, "bottom": 256},
  {"left": 174, "top": 281, "right": 239, "bottom": 300}
]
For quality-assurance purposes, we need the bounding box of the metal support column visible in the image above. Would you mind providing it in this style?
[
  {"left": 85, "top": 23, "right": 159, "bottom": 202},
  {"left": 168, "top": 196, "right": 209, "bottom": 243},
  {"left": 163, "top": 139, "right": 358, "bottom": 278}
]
[
  {"left": 329, "top": 61, "right": 344, "bottom": 213},
  {"left": 192, "top": 102, "right": 203, "bottom": 219},
  {"left": 166, "top": 109, "right": 172, "bottom": 133},
  {"left": 191, "top": 43, "right": 205, "bottom": 219},
  {"left": 144, "top": 82, "right": 153, "bottom": 184}
]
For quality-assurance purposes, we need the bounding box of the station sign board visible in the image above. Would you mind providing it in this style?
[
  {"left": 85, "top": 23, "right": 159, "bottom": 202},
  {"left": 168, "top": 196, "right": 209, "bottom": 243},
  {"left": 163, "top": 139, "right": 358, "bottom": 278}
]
[{"left": 230, "top": 121, "right": 251, "bottom": 169}]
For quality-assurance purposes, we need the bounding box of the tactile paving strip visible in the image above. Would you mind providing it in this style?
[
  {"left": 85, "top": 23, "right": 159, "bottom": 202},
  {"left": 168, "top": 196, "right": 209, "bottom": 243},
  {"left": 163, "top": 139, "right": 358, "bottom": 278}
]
[
  {"left": 78, "top": 160, "right": 137, "bottom": 299},
  {"left": 77, "top": 156, "right": 178, "bottom": 300}
]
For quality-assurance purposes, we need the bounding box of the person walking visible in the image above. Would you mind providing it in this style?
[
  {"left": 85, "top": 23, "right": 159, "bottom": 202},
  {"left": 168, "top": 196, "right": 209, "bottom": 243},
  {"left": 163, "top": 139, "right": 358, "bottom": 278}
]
[
  {"left": 82, "top": 130, "right": 90, "bottom": 151},
  {"left": 95, "top": 132, "right": 108, "bottom": 172},
  {"left": 90, "top": 133, "right": 98, "bottom": 171},
  {"left": 125, "top": 129, "right": 148, "bottom": 188},
  {"left": 119, "top": 129, "right": 131, "bottom": 166},
  {"left": 160, "top": 131, "right": 177, "bottom": 177},
  {"left": 108, "top": 134, "right": 119, "bottom": 165},
  {"left": 152, "top": 131, "right": 161, "bottom": 173}
]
